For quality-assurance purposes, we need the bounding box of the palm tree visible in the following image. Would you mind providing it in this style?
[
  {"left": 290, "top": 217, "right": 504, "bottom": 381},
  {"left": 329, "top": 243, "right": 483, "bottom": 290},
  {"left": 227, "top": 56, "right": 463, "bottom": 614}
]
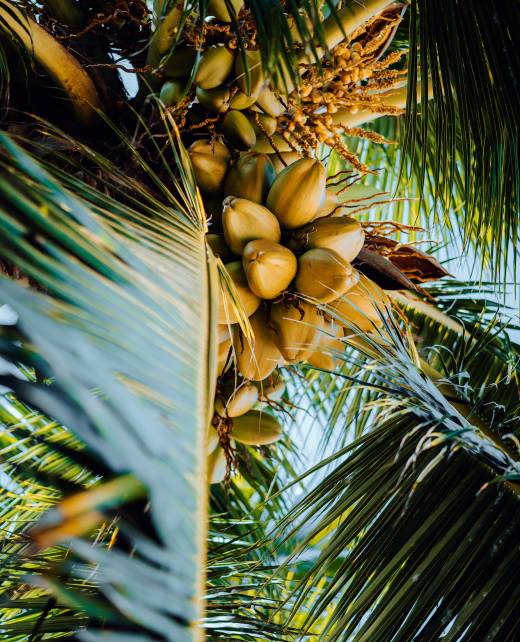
[{"left": 0, "top": 1, "right": 518, "bottom": 640}]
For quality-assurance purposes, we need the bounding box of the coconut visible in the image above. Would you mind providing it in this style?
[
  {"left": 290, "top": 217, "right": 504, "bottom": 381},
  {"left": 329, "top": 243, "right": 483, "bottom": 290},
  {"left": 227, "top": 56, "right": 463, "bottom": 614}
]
[
  {"left": 330, "top": 273, "right": 388, "bottom": 334},
  {"left": 233, "top": 308, "right": 282, "bottom": 381},
  {"left": 243, "top": 239, "right": 297, "bottom": 299},
  {"left": 222, "top": 197, "right": 281, "bottom": 255},
  {"left": 195, "top": 45, "right": 234, "bottom": 89},
  {"left": 218, "top": 261, "right": 261, "bottom": 324},
  {"left": 269, "top": 300, "right": 324, "bottom": 362},
  {"left": 224, "top": 152, "right": 276, "bottom": 203},
  {"left": 266, "top": 158, "right": 326, "bottom": 229},
  {"left": 294, "top": 216, "right": 365, "bottom": 264},
  {"left": 231, "top": 410, "right": 282, "bottom": 445},
  {"left": 294, "top": 248, "right": 359, "bottom": 303},
  {"left": 188, "top": 139, "right": 230, "bottom": 194}
]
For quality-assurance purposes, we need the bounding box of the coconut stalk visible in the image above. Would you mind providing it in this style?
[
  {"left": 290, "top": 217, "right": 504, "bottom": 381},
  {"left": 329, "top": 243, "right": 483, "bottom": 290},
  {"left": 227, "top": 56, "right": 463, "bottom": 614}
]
[{"left": 0, "top": 4, "right": 101, "bottom": 123}]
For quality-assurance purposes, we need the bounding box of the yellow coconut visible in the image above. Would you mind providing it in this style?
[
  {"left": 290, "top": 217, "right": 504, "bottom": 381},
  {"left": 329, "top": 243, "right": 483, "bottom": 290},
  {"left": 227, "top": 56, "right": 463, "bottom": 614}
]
[
  {"left": 188, "top": 139, "right": 231, "bottom": 194},
  {"left": 269, "top": 151, "right": 304, "bottom": 174},
  {"left": 255, "top": 87, "right": 285, "bottom": 118},
  {"left": 314, "top": 188, "right": 340, "bottom": 219},
  {"left": 222, "top": 110, "right": 257, "bottom": 150},
  {"left": 224, "top": 152, "right": 276, "bottom": 203},
  {"left": 266, "top": 158, "right": 326, "bottom": 229},
  {"left": 218, "top": 261, "right": 261, "bottom": 324},
  {"left": 215, "top": 383, "right": 259, "bottom": 417},
  {"left": 235, "top": 49, "right": 265, "bottom": 100},
  {"left": 330, "top": 273, "right": 388, "bottom": 334},
  {"left": 233, "top": 308, "right": 282, "bottom": 381},
  {"left": 195, "top": 45, "right": 235, "bottom": 89},
  {"left": 196, "top": 85, "right": 230, "bottom": 112},
  {"left": 231, "top": 410, "right": 282, "bottom": 445},
  {"left": 307, "top": 317, "right": 344, "bottom": 370},
  {"left": 270, "top": 300, "right": 324, "bottom": 362},
  {"left": 243, "top": 239, "right": 297, "bottom": 299},
  {"left": 294, "top": 248, "right": 359, "bottom": 303},
  {"left": 293, "top": 216, "right": 365, "bottom": 264},
  {"left": 248, "top": 112, "right": 278, "bottom": 137},
  {"left": 222, "top": 197, "right": 281, "bottom": 255}
]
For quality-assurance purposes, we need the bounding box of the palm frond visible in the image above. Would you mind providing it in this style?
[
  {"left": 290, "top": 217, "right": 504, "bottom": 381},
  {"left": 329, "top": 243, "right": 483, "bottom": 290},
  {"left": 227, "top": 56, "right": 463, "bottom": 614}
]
[
  {"left": 271, "top": 310, "right": 519, "bottom": 640},
  {"left": 403, "top": 0, "right": 520, "bottom": 285},
  {"left": 0, "top": 129, "right": 214, "bottom": 641}
]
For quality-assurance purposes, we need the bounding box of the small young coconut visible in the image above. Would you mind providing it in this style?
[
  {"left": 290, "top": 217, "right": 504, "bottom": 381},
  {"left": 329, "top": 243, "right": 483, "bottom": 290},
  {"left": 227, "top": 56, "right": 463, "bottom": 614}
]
[
  {"left": 218, "top": 261, "right": 261, "bottom": 324},
  {"left": 233, "top": 308, "right": 282, "bottom": 381},
  {"left": 248, "top": 112, "right": 278, "bottom": 138},
  {"left": 242, "top": 239, "right": 297, "bottom": 299},
  {"left": 224, "top": 152, "right": 276, "bottom": 203},
  {"left": 269, "top": 151, "right": 303, "bottom": 174},
  {"left": 188, "top": 139, "right": 231, "bottom": 194},
  {"left": 222, "top": 110, "right": 257, "bottom": 150},
  {"left": 222, "top": 197, "right": 281, "bottom": 255},
  {"left": 231, "top": 410, "right": 282, "bottom": 445},
  {"left": 159, "top": 79, "right": 185, "bottom": 106},
  {"left": 330, "top": 273, "right": 388, "bottom": 334},
  {"left": 307, "top": 316, "right": 344, "bottom": 370},
  {"left": 266, "top": 158, "right": 326, "bottom": 229},
  {"left": 269, "top": 300, "right": 325, "bottom": 362},
  {"left": 294, "top": 248, "right": 359, "bottom": 303},
  {"left": 207, "top": 443, "right": 233, "bottom": 484},
  {"left": 196, "top": 85, "right": 230, "bottom": 112},
  {"left": 255, "top": 87, "right": 285, "bottom": 118},
  {"left": 195, "top": 45, "right": 235, "bottom": 89},
  {"left": 293, "top": 217, "right": 365, "bottom": 264},
  {"left": 215, "top": 383, "right": 259, "bottom": 418}
]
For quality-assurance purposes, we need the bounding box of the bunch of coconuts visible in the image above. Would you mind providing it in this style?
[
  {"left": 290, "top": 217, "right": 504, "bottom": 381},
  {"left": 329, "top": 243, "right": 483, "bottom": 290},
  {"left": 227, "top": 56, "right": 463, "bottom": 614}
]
[
  {"left": 190, "top": 142, "right": 388, "bottom": 482},
  {"left": 157, "top": 16, "right": 289, "bottom": 154}
]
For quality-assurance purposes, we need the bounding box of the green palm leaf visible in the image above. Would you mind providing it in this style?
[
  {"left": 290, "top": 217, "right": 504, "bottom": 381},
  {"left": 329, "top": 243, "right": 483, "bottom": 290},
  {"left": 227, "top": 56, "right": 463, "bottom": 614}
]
[{"left": 0, "top": 130, "right": 214, "bottom": 641}]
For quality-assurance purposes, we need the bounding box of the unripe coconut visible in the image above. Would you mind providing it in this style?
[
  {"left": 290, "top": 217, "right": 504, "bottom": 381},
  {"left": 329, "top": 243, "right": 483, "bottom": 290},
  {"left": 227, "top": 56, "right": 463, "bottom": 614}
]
[
  {"left": 188, "top": 139, "right": 230, "bottom": 194},
  {"left": 195, "top": 45, "right": 234, "bottom": 89},
  {"left": 307, "top": 317, "right": 344, "bottom": 370},
  {"left": 218, "top": 261, "right": 261, "bottom": 324},
  {"left": 215, "top": 383, "right": 259, "bottom": 417},
  {"left": 269, "top": 151, "right": 303, "bottom": 174},
  {"left": 248, "top": 112, "right": 278, "bottom": 137},
  {"left": 231, "top": 410, "right": 282, "bottom": 445},
  {"left": 224, "top": 152, "right": 276, "bottom": 203},
  {"left": 243, "top": 239, "right": 297, "bottom": 299},
  {"left": 254, "top": 370, "right": 285, "bottom": 405},
  {"left": 235, "top": 49, "right": 265, "bottom": 99},
  {"left": 233, "top": 308, "right": 282, "bottom": 381},
  {"left": 330, "top": 273, "right": 388, "bottom": 334},
  {"left": 267, "top": 158, "right": 326, "bottom": 229},
  {"left": 222, "top": 110, "right": 256, "bottom": 150},
  {"left": 159, "top": 79, "right": 185, "bottom": 106},
  {"left": 216, "top": 324, "right": 232, "bottom": 376},
  {"left": 222, "top": 197, "right": 281, "bottom": 255},
  {"left": 196, "top": 85, "right": 230, "bottom": 112},
  {"left": 207, "top": 0, "right": 243, "bottom": 22},
  {"left": 230, "top": 90, "right": 258, "bottom": 110},
  {"left": 254, "top": 134, "right": 296, "bottom": 153},
  {"left": 255, "top": 87, "right": 285, "bottom": 117},
  {"left": 294, "top": 248, "right": 359, "bottom": 303},
  {"left": 314, "top": 188, "right": 340, "bottom": 219},
  {"left": 159, "top": 47, "right": 196, "bottom": 78},
  {"left": 293, "top": 216, "right": 365, "bottom": 264},
  {"left": 207, "top": 443, "right": 233, "bottom": 483},
  {"left": 270, "top": 300, "right": 324, "bottom": 362}
]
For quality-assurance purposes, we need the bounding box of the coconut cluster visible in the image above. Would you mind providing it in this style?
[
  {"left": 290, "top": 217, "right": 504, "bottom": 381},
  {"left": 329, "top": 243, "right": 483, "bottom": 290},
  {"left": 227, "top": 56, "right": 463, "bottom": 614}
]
[{"left": 191, "top": 144, "right": 388, "bottom": 481}]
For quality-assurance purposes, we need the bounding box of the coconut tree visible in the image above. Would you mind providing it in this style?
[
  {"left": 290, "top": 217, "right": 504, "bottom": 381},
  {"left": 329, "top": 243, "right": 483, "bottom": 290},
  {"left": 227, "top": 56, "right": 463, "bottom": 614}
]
[{"left": 0, "top": 1, "right": 518, "bottom": 641}]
